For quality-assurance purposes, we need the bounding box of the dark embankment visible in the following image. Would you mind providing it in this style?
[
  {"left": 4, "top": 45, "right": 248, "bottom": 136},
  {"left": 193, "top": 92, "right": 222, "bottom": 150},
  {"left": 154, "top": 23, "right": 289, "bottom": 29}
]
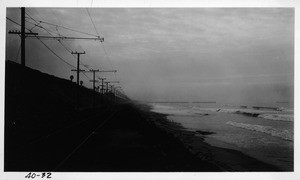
[{"left": 4, "top": 61, "right": 221, "bottom": 172}]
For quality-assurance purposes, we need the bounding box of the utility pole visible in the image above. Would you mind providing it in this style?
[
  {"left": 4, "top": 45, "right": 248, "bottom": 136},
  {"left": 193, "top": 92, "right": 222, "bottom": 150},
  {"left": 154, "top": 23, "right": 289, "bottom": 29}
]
[
  {"left": 87, "top": 69, "right": 116, "bottom": 91},
  {"left": 94, "top": 69, "right": 117, "bottom": 94},
  {"left": 89, "top": 69, "right": 100, "bottom": 108},
  {"left": 89, "top": 69, "right": 100, "bottom": 91},
  {"left": 8, "top": 8, "right": 104, "bottom": 67},
  {"left": 110, "top": 85, "right": 114, "bottom": 94},
  {"left": 105, "top": 82, "right": 110, "bottom": 94},
  {"left": 70, "top": 51, "right": 85, "bottom": 110},
  {"left": 8, "top": 7, "right": 38, "bottom": 66},
  {"left": 109, "top": 85, "right": 115, "bottom": 102},
  {"left": 71, "top": 51, "right": 85, "bottom": 85},
  {"left": 21, "top": 7, "right": 25, "bottom": 66},
  {"left": 98, "top": 78, "right": 106, "bottom": 94},
  {"left": 103, "top": 81, "right": 120, "bottom": 104},
  {"left": 104, "top": 81, "right": 119, "bottom": 93},
  {"left": 113, "top": 86, "right": 122, "bottom": 102},
  {"left": 85, "top": 69, "right": 116, "bottom": 108}
]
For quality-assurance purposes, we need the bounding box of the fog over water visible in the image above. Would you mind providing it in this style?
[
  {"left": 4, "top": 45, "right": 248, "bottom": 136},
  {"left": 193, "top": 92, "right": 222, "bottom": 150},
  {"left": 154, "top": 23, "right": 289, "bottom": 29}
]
[{"left": 6, "top": 8, "right": 294, "bottom": 103}]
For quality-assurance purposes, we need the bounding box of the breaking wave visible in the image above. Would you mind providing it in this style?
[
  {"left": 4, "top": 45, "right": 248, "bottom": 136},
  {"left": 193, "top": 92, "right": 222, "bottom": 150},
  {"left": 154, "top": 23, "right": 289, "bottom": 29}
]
[
  {"left": 258, "top": 114, "right": 293, "bottom": 122},
  {"left": 226, "top": 121, "right": 293, "bottom": 141},
  {"left": 151, "top": 104, "right": 294, "bottom": 122}
]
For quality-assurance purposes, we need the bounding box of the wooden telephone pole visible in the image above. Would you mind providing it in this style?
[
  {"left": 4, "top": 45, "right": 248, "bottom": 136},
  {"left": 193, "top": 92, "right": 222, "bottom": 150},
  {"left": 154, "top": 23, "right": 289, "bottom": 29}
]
[
  {"left": 98, "top": 78, "right": 106, "bottom": 94},
  {"left": 89, "top": 69, "right": 100, "bottom": 91},
  {"left": 94, "top": 70, "right": 117, "bottom": 94},
  {"left": 104, "top": 82, "right": 110, "bottom": 93},
  {"left": 70, "top": 51, "right": 86, "bottom": 110},
  {"left": 104, "top": 81, "right": 119, "bottom": 93},
  {"left": 8, "top": 8, "right": 103, "bottom": 67},
  {"left": 8, "top": 7, "right": 38, "bottom": 66},
  {"left": 87, "top": 69, "right": 116, "bottom": 108},
  {"left": 71, "top": 51, "right": 86, "bottom": 85},
  {"left": 89, "top": 69, "right": 100, "bottom": 108},
  {"left": 88, "top": 69, "right": 116, "bottom": 91}
]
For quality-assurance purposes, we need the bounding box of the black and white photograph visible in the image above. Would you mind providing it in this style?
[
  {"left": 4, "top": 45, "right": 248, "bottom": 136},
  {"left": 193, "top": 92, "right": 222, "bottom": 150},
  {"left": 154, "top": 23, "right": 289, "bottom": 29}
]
[{"left": 1, "top": 0, "right": 299, "bottom": 180}]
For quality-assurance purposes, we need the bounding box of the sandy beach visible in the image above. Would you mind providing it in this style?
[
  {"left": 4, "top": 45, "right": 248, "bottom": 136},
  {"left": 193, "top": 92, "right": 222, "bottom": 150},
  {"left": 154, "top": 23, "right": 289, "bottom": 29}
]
[{"left": 137, "top": 103, "right": 282, "bottom": 171}]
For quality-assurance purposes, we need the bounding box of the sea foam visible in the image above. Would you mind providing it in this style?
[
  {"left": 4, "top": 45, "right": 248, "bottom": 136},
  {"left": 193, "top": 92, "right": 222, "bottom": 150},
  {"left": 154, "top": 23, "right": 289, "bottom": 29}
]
[
  {"left": 226, "top": 121, "right": 293, "bottom": 141},
  {"left": 258, "top": 114, "right": 293, "bottom": 122}
]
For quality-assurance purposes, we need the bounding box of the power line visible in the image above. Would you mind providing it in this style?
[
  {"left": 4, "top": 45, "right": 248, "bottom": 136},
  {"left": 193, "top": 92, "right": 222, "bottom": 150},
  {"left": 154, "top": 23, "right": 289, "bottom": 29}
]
[
  {"left": 25, "top": 9, "right": 116, "bottom": 84},
  {"left": 6, "top": 17, "right": 32, "bottom": 32},
  {"left": 24, "top": 11, "right": 93, "bottom": 82},
  {"left": 29, "top": 8, "right": 48, "bottom": 23},
  {"left": 82, "top": 72, "right": 92, "bottom": 81},
  {"left": 39, "top": 20, "right": 99, "bottom": 37},
  {"left": 36, "top": 37, "right": 76, "bottom": 68},
  {"left": 86, "top": 9, "right": 101, "bottom": 37},
  {"left": 101, "top": 43, "right": 118, "bottom": 80},
  {"left": 24, "top": 13, "right": 78, "bottom": 61},
  {"left": 15, "top": 44, "right": 21, "bottom": 63},
  {"left": 25, "top": 10, "right": 40, "bottom": 25},
  {"left": 25, "top": 19, "right": 76, "bottom": 58},
  {"left": 25, "top": 19, "right": 59, "bottom": 36},
  {"left": 85, "top": 8, "right": 118, "bottom": 81},
  {"left": 26, "top": 9, "right": 64, "bottom": 37},
  {"left": 8, "top": 9, "right": 103, "bottom": 87},
  {"left": 6, "top": 17, "right": 21, "bottom": 26},
  {"left": 25, "top": 19, "right": 77, "bottom": 58}
]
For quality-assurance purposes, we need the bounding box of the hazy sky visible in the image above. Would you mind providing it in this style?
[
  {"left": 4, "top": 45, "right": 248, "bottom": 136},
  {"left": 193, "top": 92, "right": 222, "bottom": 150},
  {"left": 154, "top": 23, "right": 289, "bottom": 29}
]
[{"left": 6, "top": 8, "right": 294, "bottom": 103}]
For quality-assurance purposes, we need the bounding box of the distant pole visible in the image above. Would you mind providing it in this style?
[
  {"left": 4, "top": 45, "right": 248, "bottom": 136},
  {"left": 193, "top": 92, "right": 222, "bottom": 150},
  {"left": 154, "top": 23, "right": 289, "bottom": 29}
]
[
  {"left": 111, "top": 86, "right": 116, "bottom": 102},
  {"left": 92, "top": 70, "right": 96, "bottom": 91},
  {"left": 71, "top": 51, "right": 85, "bottom": 85},
  {"left": 93, "top": 71, "right": 95, "bottom": 108},
  {"left": 101, "top": 79, "right": 105, "bottom": 94},
  {"left": 109, "top": 85, "right": 114, "bottom": 102},
  {"left": 98, "top": 78, "right": 106, "bottom": 94},
  {"left": 21, "top": 7, "right": 25, "bottom": 66},
  {"left": 105, "top": 82, "right": 109, "bottom": 93},
  {"left": 77, "top": 53, "right": 79, "bottom": 85},
  {"left": 89, "top": 69, "right": 100, "bottom": 108}
]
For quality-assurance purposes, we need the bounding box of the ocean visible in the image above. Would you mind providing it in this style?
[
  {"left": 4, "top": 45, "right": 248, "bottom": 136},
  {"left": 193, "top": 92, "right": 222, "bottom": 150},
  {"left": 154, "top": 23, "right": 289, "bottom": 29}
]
[{"left": 150, "top": 102, "right": 294, "bottom": 171}]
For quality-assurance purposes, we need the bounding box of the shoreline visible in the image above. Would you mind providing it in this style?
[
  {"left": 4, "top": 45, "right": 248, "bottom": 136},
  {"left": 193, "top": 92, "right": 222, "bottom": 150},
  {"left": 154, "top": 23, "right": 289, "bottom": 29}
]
[{"left": 137, "top": 103, "right": 283, "bottom": 171}]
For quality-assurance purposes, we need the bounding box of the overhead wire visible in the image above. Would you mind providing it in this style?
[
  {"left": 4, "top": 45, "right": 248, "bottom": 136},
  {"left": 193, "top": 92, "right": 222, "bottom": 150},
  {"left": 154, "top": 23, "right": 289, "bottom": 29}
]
[
  {"left": 15, "top": 44, "right": 21, "bottom": 63},
  {"left": 25, "top": 19, "right": 59, "bottom": 36},
  {"left": 35, "top": 37, "right": 76, "bottom": 68},
  {"left": 25, "top": 10, "right": 92, "bottom": 81},
  {"left": 24, "top": 10, "right": 76, "bottom": 69},
  {"left": 6, "top": 17, "right": 21, "bottom": 27},
  {"left": 26, "top": 9, "right": 93, "bottom": 81},
  {"left": 26, "top": 10, "right": 83, "bottom": 61},
  {"left": 26, "top": 9, "right": 102, "bottom": 78},
  {"left": 39, "top": 20, "right": 98, "bottom": 37},
  {"left": 85, "top": 8, "right": 119, "bottom": 82},
  {"left": 8, "top": 9, "right": 104, "bottom": 84},
  {"left": 6, "top": 17, "right": 32, "bottom": 32},
  {"left": 25, "top": 13, "right": 77, "bottom": 69},
  {"left": 86, "top": 9, "right": 100, "bottom": 37}
]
